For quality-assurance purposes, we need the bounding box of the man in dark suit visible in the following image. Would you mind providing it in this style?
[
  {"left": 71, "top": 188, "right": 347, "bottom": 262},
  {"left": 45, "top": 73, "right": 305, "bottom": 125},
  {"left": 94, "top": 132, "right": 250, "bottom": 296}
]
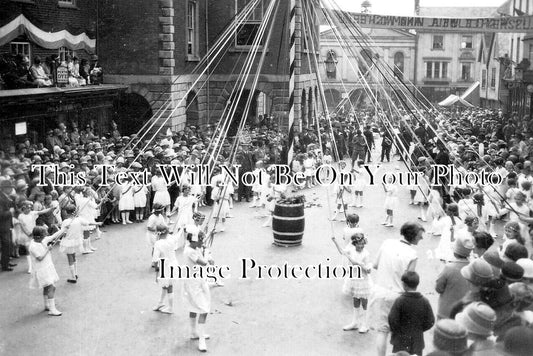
[
  {"left": 0, "top": 180, "right": 16, "bottom": 271},
  {"left": 236, "top": 146, "right": 254, "bottom": 202}
]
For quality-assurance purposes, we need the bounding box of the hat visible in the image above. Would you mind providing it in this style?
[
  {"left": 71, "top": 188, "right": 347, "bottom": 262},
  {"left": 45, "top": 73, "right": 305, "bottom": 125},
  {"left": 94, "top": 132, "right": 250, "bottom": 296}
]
[
  {"left": 497, "top": 326, "right": 533, "bottom": 356},
  {"left": 483, "top": 250, "right": 504, "bottom": 271},
  {"left": 502, "top": 243, "right": 529, "bottom": 262},
  {"left": 131, "top": 162, "right": 142, "bottom": 169},
  {"left": 481, "top": 278, "right": 514, "bottom": 309},
  {"left": 0, "top": 180, "right": 14, "bottom": 188},
  {"left": 461, "top": 259, "right": 494, "bottom": 286},
  {"left": 453, "top": 235, "right": 474, "bottom": 258},
  {"left": 455, "top": 302, "right": 496, "bottom": 337},
  {"left": 433, "top": 319, "right": 468, "bottom": 354},
  {"left": 501, "top": 262, "right": 524, "bottom": 282},
  {"left": 516, "top": 258, "right": 533, "bottom": 279}
]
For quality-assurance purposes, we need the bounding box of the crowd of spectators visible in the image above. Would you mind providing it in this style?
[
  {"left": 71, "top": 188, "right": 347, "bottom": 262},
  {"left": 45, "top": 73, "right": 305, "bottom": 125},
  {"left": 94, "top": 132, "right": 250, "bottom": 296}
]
[{"left": 0, "top": 52, "right": 103, "bottom": 90}]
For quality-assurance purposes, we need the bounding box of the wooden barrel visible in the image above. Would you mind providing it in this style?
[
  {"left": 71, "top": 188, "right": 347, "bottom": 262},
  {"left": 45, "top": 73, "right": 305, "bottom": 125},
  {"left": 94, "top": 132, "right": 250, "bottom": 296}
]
[{"left": 272, "top": 202, "right": 305, "bottom": 247}]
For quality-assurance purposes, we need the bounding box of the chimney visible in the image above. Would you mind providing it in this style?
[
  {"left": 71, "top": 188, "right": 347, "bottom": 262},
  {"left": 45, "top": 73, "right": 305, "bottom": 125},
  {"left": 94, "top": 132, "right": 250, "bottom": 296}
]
[{"left": 414, "top": 0, "right": 420, "bottom": 15}]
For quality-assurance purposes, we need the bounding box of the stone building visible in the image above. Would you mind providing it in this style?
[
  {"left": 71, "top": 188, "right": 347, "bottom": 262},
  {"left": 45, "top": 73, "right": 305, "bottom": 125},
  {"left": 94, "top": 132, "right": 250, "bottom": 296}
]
[
  {"left": 100, "top": 0, "right": 321, "bottom": 134},
  {"left": 415, "top": 6, "right": 498, "bottom": 104}
]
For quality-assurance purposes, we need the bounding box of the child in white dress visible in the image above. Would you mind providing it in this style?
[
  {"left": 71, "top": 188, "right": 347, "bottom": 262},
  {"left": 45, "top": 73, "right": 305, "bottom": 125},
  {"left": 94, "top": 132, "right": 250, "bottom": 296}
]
[
  {"left": 183, "top": 231, "right": 213, "bottom": 352},
  {"left": 152, "top": 225, "right": 179, "bottom": 314},
  {"left": 29, "top": 226, "right": 66, "bottom": 316},
  {"left": 353, "top": 160, "right": 367, "bottom": 208},
  {"left": 382, "top": 176, "right": 398, "bottom": 227},
  {"left": 332, "top": 232, "right": 372, "bottom": 333},
  {"left": 14, "top": 200, "right": 53, "bottom": 274},
  {"left": 146, "top": 204, "right": 168, "bottom": 269},
  {"left": 435, "top": 203, "right": 464, "bottom": 262}
]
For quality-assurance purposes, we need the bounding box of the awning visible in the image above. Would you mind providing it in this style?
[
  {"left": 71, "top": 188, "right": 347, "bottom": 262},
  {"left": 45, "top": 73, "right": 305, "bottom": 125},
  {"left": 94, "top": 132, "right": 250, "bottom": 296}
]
[
  {"left": 438, "top": 94, "right": 475, "bottom": 107},
  {"left": 0, "top": 14, "right": 95, "bottom": 52},
  {"left": 460, "top": 81, "right": 480, "bottom": 106}
]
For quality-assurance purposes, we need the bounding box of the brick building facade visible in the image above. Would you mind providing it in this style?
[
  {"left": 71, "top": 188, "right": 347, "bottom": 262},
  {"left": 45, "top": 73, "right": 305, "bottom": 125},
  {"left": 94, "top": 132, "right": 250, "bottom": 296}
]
[{"left": 0, "top": 0, "right": 128, "bottom": 149}]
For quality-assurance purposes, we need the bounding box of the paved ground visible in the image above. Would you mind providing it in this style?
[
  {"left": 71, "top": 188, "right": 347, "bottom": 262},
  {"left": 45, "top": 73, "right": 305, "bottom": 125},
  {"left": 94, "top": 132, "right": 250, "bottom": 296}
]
[{"left": 0, "top": 149, "right": 506, "bottom": 356}]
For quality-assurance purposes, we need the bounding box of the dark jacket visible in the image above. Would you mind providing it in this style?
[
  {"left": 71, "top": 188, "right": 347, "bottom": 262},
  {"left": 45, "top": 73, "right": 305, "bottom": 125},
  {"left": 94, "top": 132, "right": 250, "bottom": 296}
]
[
  {"left": 389, "top": 291, "right": 435, "bottom": 355},
  {"left": 0, "top": 191, "right": 15, "bottom": 232}
]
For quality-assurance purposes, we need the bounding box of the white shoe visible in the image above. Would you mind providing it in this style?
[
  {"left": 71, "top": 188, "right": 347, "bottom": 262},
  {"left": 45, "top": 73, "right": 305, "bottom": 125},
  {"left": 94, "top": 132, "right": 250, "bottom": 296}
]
[
  {"left": 153, "top": 303, "right": 165, "bottom": 312},
  {"left": 386, "top": 224, "right": 394, "bottom": 227},
  {"left": 358, "top": 325, "right": 369, "bottom": 333},
  {"left": 343, "top": 322, "right": 359, "bottom": 331},
  {"left": 160, "top": 307, "right": 173, "bottom": 314}
]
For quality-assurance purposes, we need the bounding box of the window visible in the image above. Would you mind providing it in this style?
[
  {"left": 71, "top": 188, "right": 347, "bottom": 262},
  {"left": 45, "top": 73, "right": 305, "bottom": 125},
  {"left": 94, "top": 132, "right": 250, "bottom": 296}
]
[
  {"left": 529, "top": 44, "right": 533, "bottom": 63},
  {"left": 10, "top": 42, "right": 31, "bottom": 60},
  {"left": 461, "top": 63, "right": 472, "bottom": 81},
  {"left": 235, "top": 0, "right": 266, "bottom": 47},
  {"left": 425, "top": 61, "right": 449, "bottom": 79},
  {"left": 58, "top": 47, "right": 75, "bottom": 62},
  {"left": 394, "top": 52, "right": 404, "bottom": 79},
  {"left": 58, "top": 0, "right": 76, "bottom": 7},
  {"left": 481, "top": 69, "right": 487, "bottom": 88},
  {"left": 432, "top": 35, "right": 444, "bottom": 50},
  {"left": 461, "top": 35, "right": 473, "bottom": 49},
  {"left": 187, "top": 1, "right": 199, "bottom": 58},
  {"left": 325, "top": 50, "right": 337, "bottom": 79},
  {"left": 490, "top": 67, "right": 497, "bottom": 88},
  {"left": 517, "top": 37, "right": 521, "bottom": 63}
]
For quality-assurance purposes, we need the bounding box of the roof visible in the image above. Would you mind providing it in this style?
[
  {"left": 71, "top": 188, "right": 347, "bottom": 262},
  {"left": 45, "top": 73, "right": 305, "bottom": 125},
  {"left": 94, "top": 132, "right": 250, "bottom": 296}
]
[{"left": 419, "top": 7, "right": 498, "bottom": 18}]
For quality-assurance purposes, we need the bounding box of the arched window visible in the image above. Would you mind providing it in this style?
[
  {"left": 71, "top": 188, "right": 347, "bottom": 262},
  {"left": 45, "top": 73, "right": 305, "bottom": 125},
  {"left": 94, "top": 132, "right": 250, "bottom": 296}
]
[
  {"left": 325, "top": 50, "right": 338, "bottom": 79},
  {"left": 394, "top": 52, "right": 404, "bottom": 80},
  {"left": 186, "top": 91, "right": 199, "bottom": 127}
]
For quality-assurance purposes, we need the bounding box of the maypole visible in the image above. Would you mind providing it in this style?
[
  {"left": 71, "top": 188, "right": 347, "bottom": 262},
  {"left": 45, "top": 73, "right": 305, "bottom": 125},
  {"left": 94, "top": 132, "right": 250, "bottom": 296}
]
[{"left": 287, "top": 0, "right": 297, "bottom": 164}]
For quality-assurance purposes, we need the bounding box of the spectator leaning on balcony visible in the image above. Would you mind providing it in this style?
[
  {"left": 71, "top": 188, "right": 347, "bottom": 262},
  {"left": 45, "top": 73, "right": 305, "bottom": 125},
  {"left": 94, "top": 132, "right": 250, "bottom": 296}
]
[
  {"left": 89, "top": 55, "right": 103, "bottom": 85},
  {"left": 29, "top": 56, "right": 52, "bottom": 87}
]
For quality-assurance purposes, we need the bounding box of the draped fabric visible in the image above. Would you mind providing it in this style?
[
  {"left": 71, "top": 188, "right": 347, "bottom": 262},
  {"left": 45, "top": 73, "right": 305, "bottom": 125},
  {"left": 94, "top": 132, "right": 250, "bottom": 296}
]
[{"left": 0, "top": 14, "right": 95, "bottom": 52}]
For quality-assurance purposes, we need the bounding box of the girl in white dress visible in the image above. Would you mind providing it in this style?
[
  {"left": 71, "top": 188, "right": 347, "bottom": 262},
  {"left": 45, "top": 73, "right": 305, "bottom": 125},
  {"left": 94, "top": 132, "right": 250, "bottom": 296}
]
[
  {"left": 171, "top": 185, "right": 196, "bottom": 231},
  {"left": 152, "top": 225, "right": 179, "bottom": 314},
  {"left": 152, "top": 170, "right": 171, "bottom": 216},
  {"left": 262, "top": 175, "right": 287, "bottom": 227},
  {"left": 183, "top": 231, "right": 213, "bottom": 352},
  {"left": 414, "top": 172, "right": 430, "bottom": 222},
  {"left": 382, "top": 176, "right": 398, "bottom": 227},
  {"left": 60, "top": 204, "right": 101, "bottom": 283},
  {"left": 119, "top": 179, "right": 135, "bottom": 225},
  {"left": 352, "top": 160, "right": 367, "bottom": 208},
  {"left": 14, "top": 201, "right": 53, "bottom": 274},
  {"left": 435, "top": 203, "right": 464, "bottom": 262},
  {"left": 133, "top": 184, "right": 147, "bottom": 222},
  {"left": 249, "top": 161, "right": 264, "bottom": 208},
  {"left": 427, "top": 188, "right": 444, "bottom": 236},
  {"left": 29, "top": 226, "right": 66, "bottom": 316},
  {"left": 332, "top": 232, "right": 372, "bottom": 333},
  {"left": 74, "top": 188, "right": 99, "bottom": 253},
  {"left": 303, "top": 153, "right": 315, "bottom": 188},
  {"left": 146, "top": 204, "right": 168, "bottom": 269}
]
